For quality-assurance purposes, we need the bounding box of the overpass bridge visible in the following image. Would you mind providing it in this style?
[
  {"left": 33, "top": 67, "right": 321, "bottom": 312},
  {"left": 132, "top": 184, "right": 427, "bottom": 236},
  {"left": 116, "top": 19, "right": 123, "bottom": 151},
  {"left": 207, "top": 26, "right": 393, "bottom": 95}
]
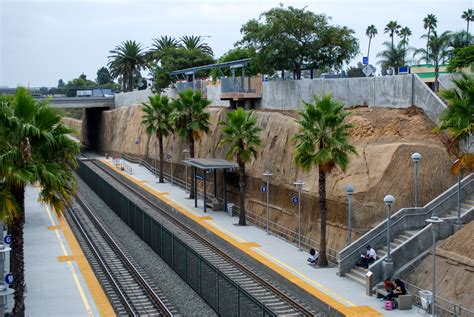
[{"left": 36, "top": 96, "right": 115, "bottom": 109}]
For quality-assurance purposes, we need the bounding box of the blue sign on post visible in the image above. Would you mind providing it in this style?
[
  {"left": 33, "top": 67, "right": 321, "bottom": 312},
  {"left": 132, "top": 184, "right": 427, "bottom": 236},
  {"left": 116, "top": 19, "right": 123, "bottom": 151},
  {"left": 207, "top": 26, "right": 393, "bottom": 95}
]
[
  {"left": 3, "top": 235, "right": 12, "bottom": 245},
  {"left": 362, "top": 57, "right": 369, "bottom": 65},
  {"left": 291, "top": 196, "right": 299, "bottom": 204},
  {"left": 261, "top": 186, "right": 267, "bottom": 193},
  {"left": 5, "top": 273, "right": 13, "bottom": 285}
]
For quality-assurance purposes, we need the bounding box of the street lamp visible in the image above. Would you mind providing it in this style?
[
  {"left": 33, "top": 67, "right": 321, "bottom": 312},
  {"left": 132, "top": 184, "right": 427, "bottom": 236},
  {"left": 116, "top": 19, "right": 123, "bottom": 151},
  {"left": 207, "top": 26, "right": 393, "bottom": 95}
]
[
  {"left": 346, "top": 184, "right": 355, "bottom": 245},
  {"left": 263, "top": 170, "right": 273, "bottom": 235},
  {"left": 294, "top": 179, "right": 304, "bottom": 251},
  {"left": 183, "top": 149, "right": 190, "bottom": 193},
  {"left": 412, "top": 152, "right": 422, "bottom": 207},
  {"left": 383, "top": 195, "right": 395, "bottom": 277},
  {"left": 426, "top": 215, "right": 443, "bottom": 317},
  {"left": 454, "top": 159, "right": 463, "bottom": 227}
]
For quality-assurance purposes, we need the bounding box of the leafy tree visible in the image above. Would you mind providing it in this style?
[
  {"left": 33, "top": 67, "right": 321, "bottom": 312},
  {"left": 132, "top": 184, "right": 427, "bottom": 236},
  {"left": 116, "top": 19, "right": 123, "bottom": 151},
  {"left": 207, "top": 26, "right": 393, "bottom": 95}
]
[
  {"left": 179, "top": 35, "right": 213, "bottom": 56},
  {"left": 384, "top": 21, "right": 401, "bottom": 49},
  {"left": 437, "top": 73, "right": 474, "bottom": 172},
  {"left": 365, "top": 25, "right": 378, "bottom": 63},
  {"left": 461, "top": 9, "right": 474, "bottom": 36},
  {"left": 237, "top": 6, "right": 359, "bottom": 79},
  {"left": 141, "top": 95, "right": 173, "bottom": 183},
  {"left": 377, "top": 41, "right": 411, "bottom": 75},
  {"left": 399, "top": 26, "right": 412, "bottom": 47},
  {"left": 171, "top": 89, "right": 211, "bottom": 199},
  {"left": 57, "top": 79, "right": 65, "bottom": 89},
  {"left": 347, "top": 62, "right": 369, "bottom": 78},
  {"left": 0, "top": 88, "right": 80, "bottom": 314},
  {"left": 449, "top": 30, "right": 474, "bottom": 50},
  {"left": 414, "top": 31, "right": 451, "bottom": 91},
  {"left": 447, "top": 44, "right": 474, "bottom": 71},
  {"left": 219, "top": 108, "right": 261, "bottom": 226},
  {"left": 423, "top": 13, "right": 438, "bottom": 62},
  {"left": 293, "top": 95, "right": 356, "bottom": 267},
  {"left": 96, "top": 66, "right": 113, "bottom": 85},
  {"left": 108, "top": 40, "right": 146, "bottom": 91}
]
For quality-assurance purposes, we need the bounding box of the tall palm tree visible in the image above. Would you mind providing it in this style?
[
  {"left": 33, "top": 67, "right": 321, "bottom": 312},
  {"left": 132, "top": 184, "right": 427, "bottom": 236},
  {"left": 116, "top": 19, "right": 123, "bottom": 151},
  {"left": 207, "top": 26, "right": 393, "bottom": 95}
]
[
  {"left": 365, "top": 25, "right": 378, "bottom": 63},
  {"left": 414, "top": 31, "right": 451, "bottom": 92},
  {"left": 218, "top": 108, "right": 261, "bottom": 226},
  {"left": 377, "top": 41, "right": 411, "bottom": 74},
  {"left": 141, "top": 95, "right": 173, "bottom": 183},
  {"left": 172, "top": 89, "right": 211, "bottom": 199},
  {"left": 384, "top": 21, "right": 401, "bottom": 48},
  {"left": 108, "top": 40, "right": 146, "bottom": 91},
  {"left": 399, "top": 26, "right": 412, "bottom": 48},
  {"left": 148, "top": 35, "right": 180, "bottom": 61},
  {"left": 179, "top": 35, "right": 213, "bottom": 56},
  {"left": 423, "top": 13, "right": 438, "bottom": 62},
  {"left": 293, "top": 95, "right": 356, "bottom": 267},
  {"left": 461, "top": 9, "right": 474, "bottom": 36},
  {"left": 438, "top": 72, "right": 474, "bottom": 173},
  {"left": 0, "top": 88, "right": 80, "bottom": 314}
]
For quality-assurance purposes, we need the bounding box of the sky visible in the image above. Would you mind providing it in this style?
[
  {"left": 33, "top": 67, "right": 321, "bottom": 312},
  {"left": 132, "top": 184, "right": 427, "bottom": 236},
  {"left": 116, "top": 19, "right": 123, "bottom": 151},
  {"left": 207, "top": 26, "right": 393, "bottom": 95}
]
[{"left": 0, "top": 0, "right": 471, "bottom": 87}]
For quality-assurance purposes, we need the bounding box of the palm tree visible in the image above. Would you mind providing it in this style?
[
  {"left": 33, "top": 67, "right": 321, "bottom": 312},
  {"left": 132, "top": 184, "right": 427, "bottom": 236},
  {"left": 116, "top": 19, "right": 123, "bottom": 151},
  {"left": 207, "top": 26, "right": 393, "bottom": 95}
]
[
  {"left": 384, "top": 21, "right": 401, "bottom": 48},
  {"left": 148, "top": 35, "right": 180, "bottom": 61},
  {"left": 0, "top": 88, "right": 80, "bottom": 314},
  {"left": 423, "top": 13, "right": 438, "bottom": 61},
  {"left": 365, "top": 25, "right": 378, "bottom": 63},
  {"left": 414, "top": 31, "right": 451, "bottom": 92},
  {"left": 377, "top": 41, "right": 411, "bottom": 74},
  {"left": 141, "top": 95, "right": 173, "bottom": 183},
  {"left": 293, "top": 94, "right": 357, "bottom": 267},
  {"left": 179, "top": 35, "right": 213, "bottom": 56},
  {"left": 108, "top": 40, "right": 146, "bottom": 91},
  {"left": 461, "top": 9, "right": 474, "bottom": 36},
  {"left": 172, "top": 89, "right": 211, "bottom": 199},
  {"left": 399, "top": 26, "right": 412, "bottom": 47},
  {"left": 218, "top": 108, "right": 261, "bottom": 226},
  {"left": 438, "top": 73, "right": 474, "bottom": 173}
]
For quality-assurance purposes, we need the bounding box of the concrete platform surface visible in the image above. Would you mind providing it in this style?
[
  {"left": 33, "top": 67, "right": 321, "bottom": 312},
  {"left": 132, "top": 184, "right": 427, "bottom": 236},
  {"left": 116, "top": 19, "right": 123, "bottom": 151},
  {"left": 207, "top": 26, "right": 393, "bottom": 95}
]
[{"left": 102, "top": 157, "right": 427, "bottom": 317}]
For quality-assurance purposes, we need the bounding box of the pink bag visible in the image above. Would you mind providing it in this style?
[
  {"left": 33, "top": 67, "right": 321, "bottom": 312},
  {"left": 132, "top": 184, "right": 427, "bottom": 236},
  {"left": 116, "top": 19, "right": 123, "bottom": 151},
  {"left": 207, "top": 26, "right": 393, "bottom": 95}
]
[{"left": 384, "top": 300, "right": 393, "bottom": 310}]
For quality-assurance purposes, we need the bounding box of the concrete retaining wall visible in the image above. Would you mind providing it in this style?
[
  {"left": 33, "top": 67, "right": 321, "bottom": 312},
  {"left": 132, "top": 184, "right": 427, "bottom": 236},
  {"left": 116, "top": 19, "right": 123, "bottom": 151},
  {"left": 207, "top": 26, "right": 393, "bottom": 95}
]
[
  {"left": 115, "top": 89, "right": 153, "bottom": 108},
  {"left": 412, "top": 75, "right": 447, "bottom": 124},
  {"left": 205, "top": 84, "right": 230, "bottom": 107}
]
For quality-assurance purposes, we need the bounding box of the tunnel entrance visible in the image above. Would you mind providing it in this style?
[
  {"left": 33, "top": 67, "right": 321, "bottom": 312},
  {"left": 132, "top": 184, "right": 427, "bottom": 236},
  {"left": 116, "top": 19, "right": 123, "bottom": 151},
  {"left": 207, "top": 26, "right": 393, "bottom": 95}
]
[{"left": 82, "top": 107, "right": 108, "bottom": 151}]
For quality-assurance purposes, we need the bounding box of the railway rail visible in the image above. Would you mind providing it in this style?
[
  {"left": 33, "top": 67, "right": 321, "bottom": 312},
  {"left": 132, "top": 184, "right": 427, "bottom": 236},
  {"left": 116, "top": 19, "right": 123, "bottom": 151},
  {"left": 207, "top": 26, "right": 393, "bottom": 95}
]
[
  {"left": 81, "top": 155, "right": 317, "bottom": 316},
  {"left": 68, "top": 192, "right": 176, "bottom": 316}
]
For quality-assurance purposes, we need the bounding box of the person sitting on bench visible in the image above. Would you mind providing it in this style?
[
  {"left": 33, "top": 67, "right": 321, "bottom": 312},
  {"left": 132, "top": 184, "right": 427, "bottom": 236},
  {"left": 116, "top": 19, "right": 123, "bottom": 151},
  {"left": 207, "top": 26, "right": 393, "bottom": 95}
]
[
  {"left": 383, "top": 279, "right": 407, "bottom": 300},
  {"left": 307, "top": 248, "right": 319, "bottom": 264}
]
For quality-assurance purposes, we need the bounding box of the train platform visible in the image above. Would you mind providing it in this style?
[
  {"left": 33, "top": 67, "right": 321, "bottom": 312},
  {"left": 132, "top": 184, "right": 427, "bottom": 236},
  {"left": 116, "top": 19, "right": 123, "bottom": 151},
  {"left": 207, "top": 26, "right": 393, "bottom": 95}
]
[
  {"left": 101, "top": 157, "right": 424, "bottom": 317},
  {"left": 23, "top": 186, "right": 114, "bottom": 316}
]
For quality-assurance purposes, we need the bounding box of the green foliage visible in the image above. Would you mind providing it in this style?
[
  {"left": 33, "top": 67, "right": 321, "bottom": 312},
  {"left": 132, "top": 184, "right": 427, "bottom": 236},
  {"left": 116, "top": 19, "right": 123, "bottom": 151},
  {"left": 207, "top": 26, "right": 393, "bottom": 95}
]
[
  {"left": 108, "top": 40, "right": 147, "bottom": 91},
  {"left": 141, "top": 95, "right": 173, "bottom": 138},
  {"left": 399, "top": 26, "right": 412, "bottom": 46},
  {"left": 347, "top": 62, "right": 370, "bottom": 78},
  {"left": 377, "top": 41, "right": 412, "bottom": 74},
  {"left": 236, "top": 5, "right": 359, "bottom": 78},
  {"left": 210, "top": 47, "right": 258, "bottom": 79},
  {"left": 179, "top": 35, "right": 213, "bottom": 56},
  {"left": 384, "top": 20, "right": 401, "bottom": 48},
  {"left": 448, "top": 44, "right": 474, "bottom": 71},
  {"left": 365, "top": 25, "right": 378, "bottom": 59},
  {"left": 461, "top": 9, "right": 473, "bottom": 34},
  {"left": 96, "top": 66, "right": 113, "bottom": 85}
]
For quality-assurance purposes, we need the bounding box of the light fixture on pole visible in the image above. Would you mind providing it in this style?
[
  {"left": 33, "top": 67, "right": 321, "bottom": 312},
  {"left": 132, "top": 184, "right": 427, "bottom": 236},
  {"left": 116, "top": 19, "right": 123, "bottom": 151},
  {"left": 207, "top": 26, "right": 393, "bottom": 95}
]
[
  {"left": 411, "top": 152, "right": 422, "bottom": 207},
  {"left": 426, "top": 215, "right": 443, "bottom": 317},
  {"left": 346, "top": 184, "right": 355, "bottom": 245},
  {"left": 183, "top": 149, "right": 190, "bottom": 193},
  {"left": 263, "top": 170, "right": 273, "bottom": 235},
  {"left": 383, "top": 195, "right": 395, "bottom": 277},
  {"left": 294, "top": 179, "right": 304, "bottom": 251}
]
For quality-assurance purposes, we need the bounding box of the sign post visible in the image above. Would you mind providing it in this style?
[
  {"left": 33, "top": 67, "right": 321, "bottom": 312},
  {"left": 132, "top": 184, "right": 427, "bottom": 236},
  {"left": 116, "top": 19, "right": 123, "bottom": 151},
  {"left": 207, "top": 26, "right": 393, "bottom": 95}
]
[
  {"left": 362, "top": 57, "right": 369, "bottom": 65},
  {"left": 294, "top": 179, "right": 304, "bottom": 251}
]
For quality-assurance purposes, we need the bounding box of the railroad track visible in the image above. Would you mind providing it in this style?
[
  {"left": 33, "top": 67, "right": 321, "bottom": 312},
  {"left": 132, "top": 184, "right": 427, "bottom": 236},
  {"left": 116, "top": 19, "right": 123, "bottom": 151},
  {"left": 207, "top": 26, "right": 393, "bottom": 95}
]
[
  {"left": 82, "top": 156, "right": 316, "bottom": 316},
  {"left": 68, "top": 192, "right": 176, "bottom": 316}
]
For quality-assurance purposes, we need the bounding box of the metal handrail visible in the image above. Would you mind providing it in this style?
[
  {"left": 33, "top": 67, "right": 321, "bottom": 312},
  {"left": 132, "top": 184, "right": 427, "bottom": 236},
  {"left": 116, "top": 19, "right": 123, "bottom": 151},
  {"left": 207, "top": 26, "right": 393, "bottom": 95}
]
[{"left": 339, "top": 175, "right": 474, "bottom": 263}]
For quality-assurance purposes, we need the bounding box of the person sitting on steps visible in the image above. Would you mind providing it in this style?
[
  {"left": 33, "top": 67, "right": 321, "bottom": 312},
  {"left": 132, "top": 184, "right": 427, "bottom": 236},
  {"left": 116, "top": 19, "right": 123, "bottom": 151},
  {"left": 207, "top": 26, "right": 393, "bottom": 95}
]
[
  {"left": 307, "top": 248, "right": 319, "bottom": 265},
  {"left": 357, "top": 245, "right": 377, "bottom": 269}
]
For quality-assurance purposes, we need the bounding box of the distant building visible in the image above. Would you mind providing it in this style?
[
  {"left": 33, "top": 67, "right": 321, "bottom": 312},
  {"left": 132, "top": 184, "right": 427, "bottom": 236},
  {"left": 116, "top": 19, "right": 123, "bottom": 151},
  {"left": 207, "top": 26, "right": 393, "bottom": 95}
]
[{"left": 410, "top": 64, "right": 450, "bottom": 83}]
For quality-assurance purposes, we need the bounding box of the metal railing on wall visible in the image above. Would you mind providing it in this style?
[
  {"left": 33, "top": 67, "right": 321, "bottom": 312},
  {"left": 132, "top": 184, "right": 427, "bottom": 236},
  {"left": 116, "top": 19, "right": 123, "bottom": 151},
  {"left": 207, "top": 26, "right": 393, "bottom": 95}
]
[
  {"left": 119, "top": 153, "right": 339, "bottom": 263},
  {"left": 77, "top": 159, "right": 275, "bottom": 316}
]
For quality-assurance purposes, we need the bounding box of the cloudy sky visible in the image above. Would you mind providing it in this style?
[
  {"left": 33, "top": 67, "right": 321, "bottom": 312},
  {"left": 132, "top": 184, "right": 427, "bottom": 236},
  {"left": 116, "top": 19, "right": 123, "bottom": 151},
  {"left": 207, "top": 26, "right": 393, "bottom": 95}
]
[{"left": 0, "top": 0, "right": 470, "bottom": 87}]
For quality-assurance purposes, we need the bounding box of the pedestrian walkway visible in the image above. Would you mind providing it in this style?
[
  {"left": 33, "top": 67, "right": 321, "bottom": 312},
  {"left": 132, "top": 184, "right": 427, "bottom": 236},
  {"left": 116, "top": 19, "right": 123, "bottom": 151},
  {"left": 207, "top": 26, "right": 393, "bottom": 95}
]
[
  {"left": 23, "top": 186, "right": 113, "bottom": 316},
  {"left": 102, "top": 157, "right": 424, "bottom": 317}
]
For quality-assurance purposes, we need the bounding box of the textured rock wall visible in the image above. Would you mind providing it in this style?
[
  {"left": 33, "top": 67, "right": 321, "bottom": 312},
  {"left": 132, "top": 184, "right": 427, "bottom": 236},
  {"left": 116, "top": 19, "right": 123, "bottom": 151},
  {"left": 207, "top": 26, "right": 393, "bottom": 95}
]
[
  {"left": 68, "top": 105, "right": 455, "bottom": 253},
  {"left": 62, "top": 117, "right": 83, "bottom": 141}
]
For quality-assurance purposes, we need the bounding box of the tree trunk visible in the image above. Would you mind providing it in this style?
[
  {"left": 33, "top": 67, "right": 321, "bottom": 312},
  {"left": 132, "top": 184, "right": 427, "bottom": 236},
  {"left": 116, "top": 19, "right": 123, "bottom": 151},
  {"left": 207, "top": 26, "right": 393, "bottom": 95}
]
[
  {"left": 367, "top": 37, "right": 372, "bottom": 62},
  {"left": 189, "top": 135, "right": 195, "bottom": 199},
  {"left": 158, "top": 132, "right": 164, "bottom": 183},
  {"left": 434, "top": 63, "right": 440, "bottom": 93},
  {"left": 467, "top": 22, "right": 469, "bottom": 39},
  {"left": 295, "top": 65, "right": 301, "bottom": 80},
  {"left": 426, "top": 30, "right": 431, "bottom": 64},
  {"left": 11, "top": 186, "right": 25, "bottom": 315},
  {"left": 144, "top": 133, "right": 151, "bottom": 159},
  {"left": 128, "top": 67, "right": 133, "bottom": 92},
  {"left": 238, "top": 159, "right": 246, "bottom": 226},
  {"left": 317, "top": 166, "right": 328, "bottom": 267},
  {"left": 391, "top": 34, "right": 394, "bottom": 49}
]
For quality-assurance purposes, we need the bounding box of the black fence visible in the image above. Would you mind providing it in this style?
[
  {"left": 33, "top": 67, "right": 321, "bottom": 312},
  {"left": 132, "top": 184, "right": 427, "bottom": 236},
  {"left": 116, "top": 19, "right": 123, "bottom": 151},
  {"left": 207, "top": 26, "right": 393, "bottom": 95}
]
[{"left": 77, "top": 159, "right": 275, "bottom": 316}]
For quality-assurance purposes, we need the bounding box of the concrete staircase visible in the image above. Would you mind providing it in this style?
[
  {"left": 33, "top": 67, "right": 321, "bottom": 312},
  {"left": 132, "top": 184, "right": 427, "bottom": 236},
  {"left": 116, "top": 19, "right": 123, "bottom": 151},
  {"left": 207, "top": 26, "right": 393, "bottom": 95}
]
[{"left": 443, "top": 195, "right": 474, "bottom": 218}]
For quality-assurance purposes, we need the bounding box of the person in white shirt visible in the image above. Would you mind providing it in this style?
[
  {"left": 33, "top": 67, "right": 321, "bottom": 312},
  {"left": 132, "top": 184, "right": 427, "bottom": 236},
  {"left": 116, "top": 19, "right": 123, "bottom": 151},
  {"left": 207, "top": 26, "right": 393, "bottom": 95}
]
[
  {"left": 307, "top": 248, "right": 319, "bottom": 265},
  {"left": 358, "top": 245, "right": 377, "bottom": 269}
]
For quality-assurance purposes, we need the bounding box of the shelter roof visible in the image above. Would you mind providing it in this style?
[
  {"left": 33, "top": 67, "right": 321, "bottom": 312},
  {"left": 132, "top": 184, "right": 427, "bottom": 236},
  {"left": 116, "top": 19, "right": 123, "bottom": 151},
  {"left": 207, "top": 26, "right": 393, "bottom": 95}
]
[
  {"left": 170, "top": 58, "right": 251, "bottom": 76},
  {"left": 182, "top": 158, "right": 238, "bottom": 170}
]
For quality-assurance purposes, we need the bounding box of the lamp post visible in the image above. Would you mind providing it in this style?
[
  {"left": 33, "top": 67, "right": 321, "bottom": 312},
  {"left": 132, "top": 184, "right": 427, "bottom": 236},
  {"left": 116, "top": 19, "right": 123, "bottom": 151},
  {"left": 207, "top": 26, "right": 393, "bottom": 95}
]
[
  {"left": 411, "top": 152, "right": 422, "bottom": 207},
  {"left": 183, "top": 149, "right": 190, "bottom": 193},
  {"left": 426, "top": 215, "right": 443, "bottom": 317},
  {"left": 346, "top": 184, "right": 355, "bottom": 245},
  {"left": 294, "top": 179, "right": 304, "bottom": 251},
  {"left": 383, "top": 195, "right": 395, "bottom": 277},
  {"left": 263, "top": 170, "right": 273, "bottom": 235},
  {"left": 454, "top": 159, "right": 463, "bottom": 227}
]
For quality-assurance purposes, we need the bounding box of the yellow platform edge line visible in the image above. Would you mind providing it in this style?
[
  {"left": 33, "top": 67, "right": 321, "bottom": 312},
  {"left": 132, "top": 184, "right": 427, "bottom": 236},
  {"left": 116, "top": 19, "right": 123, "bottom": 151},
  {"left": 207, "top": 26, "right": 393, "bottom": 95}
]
[
  {"left": 58, "top": 212, "right": 116, "bottom": 316},
  {"left": 100, "top": 159, "right": 381, "bottom": 317}
]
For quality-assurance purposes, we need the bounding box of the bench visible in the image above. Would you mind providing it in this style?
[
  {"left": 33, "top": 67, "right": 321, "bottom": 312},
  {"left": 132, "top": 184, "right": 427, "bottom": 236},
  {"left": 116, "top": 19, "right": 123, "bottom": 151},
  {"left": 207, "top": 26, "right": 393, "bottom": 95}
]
[
  {"left": 375, "top": 285, "right": 413, "bottom": 310},
  {"left": 205, "top": 197, "right": 224, "bottom": 211}
]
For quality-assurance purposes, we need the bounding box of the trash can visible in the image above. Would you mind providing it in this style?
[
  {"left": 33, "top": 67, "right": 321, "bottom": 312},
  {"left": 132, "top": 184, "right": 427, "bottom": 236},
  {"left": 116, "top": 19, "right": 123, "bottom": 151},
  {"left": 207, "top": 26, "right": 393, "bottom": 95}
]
[
  {"left": 419, "top": 290, "right": 433, "bottom": 311},
  {"left": 227, "top": 203, "right": 235, "bottom": 216}
]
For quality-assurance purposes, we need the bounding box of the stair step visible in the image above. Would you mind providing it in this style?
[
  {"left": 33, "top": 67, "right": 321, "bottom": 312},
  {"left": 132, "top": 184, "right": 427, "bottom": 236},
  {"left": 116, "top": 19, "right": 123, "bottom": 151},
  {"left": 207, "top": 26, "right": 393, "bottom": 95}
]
[
  {"left": 345, "top": 271, "right": 365, "bottom": 286},
  {"left": 354, "top": 266, "right": 369, "bottom": 275}
]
